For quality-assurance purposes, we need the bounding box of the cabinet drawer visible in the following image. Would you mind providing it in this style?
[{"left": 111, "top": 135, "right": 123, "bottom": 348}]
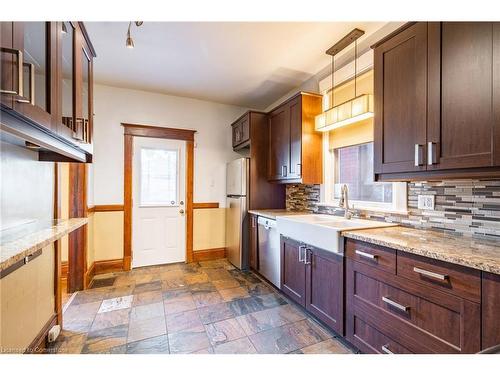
[
  {"left": 397, "top": 252, "right": 481, "bottom": 302},
  {"left": 351, "top": 315, "right": 413, "bottom": 354},
  {"left": 346, "top": 259, "right": 481, "bottom": 353},
  {"left": 345, "top": 239, "right": 396, "bottom": 274}
]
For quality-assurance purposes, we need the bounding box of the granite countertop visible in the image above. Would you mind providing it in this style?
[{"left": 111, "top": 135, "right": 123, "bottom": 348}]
[
  {"left": 248, "top": 209, "right": 312, "bottom": 220},
  {"left": 342, "top": 226, "right": 500, "bottom": 275},
  {"left": 0, "top": 218, "right": 88, "bottom": 272}
]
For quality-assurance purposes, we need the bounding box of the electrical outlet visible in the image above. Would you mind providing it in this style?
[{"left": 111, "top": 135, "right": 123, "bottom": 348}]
[{"left": 418, "top": 195, "right": 435, "bottom": 210}]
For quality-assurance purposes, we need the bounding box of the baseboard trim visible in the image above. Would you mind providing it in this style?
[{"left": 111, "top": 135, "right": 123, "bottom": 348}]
[
  {"left": 94, "top": 258, "right": 124, "bottom": 275},
  {"left": 25, "top": 313, "right": 58, "bottom": 354},
  {"left": 84, "top": 261, "right": 96, "bottom": 289},
  {"left": 193, "top": 247, "right": 226, "bottom": 262}
]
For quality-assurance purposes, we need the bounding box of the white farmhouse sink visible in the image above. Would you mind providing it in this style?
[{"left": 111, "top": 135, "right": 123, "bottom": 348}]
[{"left": 276, "top": 214, "right": 397, "bottom": 253}]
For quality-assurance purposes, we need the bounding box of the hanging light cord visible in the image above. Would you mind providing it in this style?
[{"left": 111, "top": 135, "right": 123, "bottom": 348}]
[
  {"left": 330, "top": 54, "right": 335, "bottom": 110},
  {"left": 354, "top": 39, "right": 358, "bottom": 98}
]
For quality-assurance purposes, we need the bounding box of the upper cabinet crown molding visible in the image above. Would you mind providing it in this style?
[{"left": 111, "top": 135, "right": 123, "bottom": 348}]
[
  {"left": 373, "top": 22, "right": 500, "bottom": 181},
  {"left": 0, "top": 21, "right": 95, "bottom": 163}
]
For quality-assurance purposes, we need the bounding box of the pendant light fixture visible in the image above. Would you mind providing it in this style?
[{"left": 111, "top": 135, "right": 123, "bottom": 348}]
[
  {"left": 315, "top": 28, "right": 374, "bottom": 132},
  {"left": 126, "top": 22, "right": 144, "bottom": 49}
]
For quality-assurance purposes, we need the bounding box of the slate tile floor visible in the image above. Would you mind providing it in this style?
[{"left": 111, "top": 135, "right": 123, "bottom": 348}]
[{"left": 51, "top": 259, "right": 352, "bottom": 354}]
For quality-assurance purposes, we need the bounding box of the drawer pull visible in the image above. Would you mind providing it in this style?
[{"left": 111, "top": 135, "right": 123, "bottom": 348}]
[
  {"left": 381, "top": 344, "right": 394, "bottom": 354},
  {"left": 413, "top": 267, "right": 448, "bottom": 281},
  {"left": 355, "top": 250, "right": 378, "bottom": 260},
  {"left": 382, "top": 296, "right": 410, "bottom": 312}
]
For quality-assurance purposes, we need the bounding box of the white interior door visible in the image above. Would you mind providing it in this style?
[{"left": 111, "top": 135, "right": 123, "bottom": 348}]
[{"left": 132, "top": 137, "right": 186, "bottom": 268}]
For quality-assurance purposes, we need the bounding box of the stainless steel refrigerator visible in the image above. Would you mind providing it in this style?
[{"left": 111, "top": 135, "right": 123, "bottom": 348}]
[{"left": 225, "top": 158, "right": 249, "bottom": 270}]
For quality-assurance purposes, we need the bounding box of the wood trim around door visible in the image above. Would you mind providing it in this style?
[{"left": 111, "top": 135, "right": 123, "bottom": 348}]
[
  {"left": 193, "top": 202, "right": 220, "bottom": 209},
  {"left": 122, "top": 123, "right": 196, "bottom": 141},
  {"left": 123, "top": 123, "right": 197, "bottom": 270}
]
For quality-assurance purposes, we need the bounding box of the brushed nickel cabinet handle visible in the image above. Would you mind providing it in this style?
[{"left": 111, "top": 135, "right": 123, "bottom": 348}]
[
  {"left": 414, "top": 144, "right": 423, "bottom": 166},
  {"left": 296, "top": 164, "right": 301, "bottom": 176},
  {"left": 281, "top": 165, "right": 287, "bottom": 177},
  {"left": 382, "top": 296, "right": 410, "bottom": 312},
  {"left": 413, "top": 267, "right": 448, "bottom": 281},
  {"left": 381, "top": 344, "right": 394, "bottom": 354},
  {"left": 298, "top": 245, "right": 306, "bottom": 263},
  {"left": 355, "top": 250, "right": 378, "bottom": 260},
  {"left": 16, "top": 62, "right": 35, "bottom": 105},
  {"left": 0, "top": 47, "right": 24, "bottom": 97},
  {"left": 427, "top": 142, "right": 437, "bottom": 165},
  {"left": 304, "top": 248, "right": 312, "bottom": 265}
]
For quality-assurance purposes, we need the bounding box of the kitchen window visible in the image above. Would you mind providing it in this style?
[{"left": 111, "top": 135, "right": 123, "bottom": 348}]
[{"left": 321, "top": 140, "right": 407, "bottom": 213}]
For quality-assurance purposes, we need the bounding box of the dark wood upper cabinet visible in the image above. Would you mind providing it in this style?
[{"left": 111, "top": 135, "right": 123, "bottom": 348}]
[
  {"left": 1, "top": 22, "right": 57, "bottom": 131},
  {"left": 373, "top": 22, "right": 428, "bottom": 175},
  {"left": 268, "top": 104, "right": 290, "bottom": 180},
  {"left": 373, "top": 22, "right": 500, "bottom": 180},
  {"left": 231, "top": 112, "right": 250, "bottom": 150},
  {"left": 428, "top": 22, "right": 497, "bottom": 171},
  {"left": 1, "top": 21, "right": 95, "bottom": 163},
  {"left": 268, "top": 92, "right": 322, "bottom": 184}
]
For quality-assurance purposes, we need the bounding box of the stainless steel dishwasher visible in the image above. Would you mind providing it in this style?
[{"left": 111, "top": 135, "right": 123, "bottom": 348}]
[{"left": 257, "top": 216, "right": 281, "bottom": 288}]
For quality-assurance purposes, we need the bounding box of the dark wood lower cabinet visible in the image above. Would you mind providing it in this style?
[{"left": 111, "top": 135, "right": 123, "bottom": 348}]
[
  {"left": 345, "top": 239, "right": 481, "bottom": 354},
  {"left": 280, "top": 236, "right": 344, "bottom": 335},
  {"left": 305, "top": 247, "right": 344, "bottom": 335},
  {"left": 482, "top": 272, "right": 500, "bottom": 350},
  {"left": 280, "top": 237, "right": 306, "bottom": 306},
  {"left": 249, "top": 214, "right": 258, "bottom": 271}
]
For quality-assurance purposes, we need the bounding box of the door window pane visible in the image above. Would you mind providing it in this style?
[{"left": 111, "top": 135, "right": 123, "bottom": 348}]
[
  {"left": 140, "top": 148, "right": 178, "bottom": 206},
  {"left": 334, "top": 142, "right": 392, "bottom": 203}
]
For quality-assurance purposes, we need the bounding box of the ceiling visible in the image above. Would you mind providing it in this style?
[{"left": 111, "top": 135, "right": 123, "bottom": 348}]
[{"left": 86, "top": 22, "right": 391, "bottom": 109}]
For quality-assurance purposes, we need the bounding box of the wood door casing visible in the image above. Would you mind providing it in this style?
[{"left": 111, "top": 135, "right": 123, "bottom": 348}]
[
  {"left": 305, "top": 246, "right": 344, "bottom": 335},
  {"left": 428, "top": 22, "right": 495, "bottom": 170},
  {"left": 374, "top": 22, "right": 428, "bottom": 174},
  {"left": 280, "top": 237, "right": 306, "bottom": 305}
]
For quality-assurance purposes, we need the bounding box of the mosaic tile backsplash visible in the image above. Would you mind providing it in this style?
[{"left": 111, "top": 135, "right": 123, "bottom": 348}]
[{"left": 286, "top": 180, "right": 500, "bottom": 238}]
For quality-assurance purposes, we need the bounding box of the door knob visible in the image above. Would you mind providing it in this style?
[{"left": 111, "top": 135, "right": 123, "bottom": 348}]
[{"left": 179, "top": 209, "right": 185, "bottom": 214}]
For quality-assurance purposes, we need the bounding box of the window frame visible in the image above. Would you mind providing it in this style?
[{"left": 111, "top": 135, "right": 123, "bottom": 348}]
[{"left": 320, "top": 133, "right": 407, "bottom": 214}]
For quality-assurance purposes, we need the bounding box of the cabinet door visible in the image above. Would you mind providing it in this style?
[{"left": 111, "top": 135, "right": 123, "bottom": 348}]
[
  {"left": 288, "top": 96, "right": 302, "bottom": 178},
  {"left": 58, "top": 21, "right": 75, "bottom": 140},
  {"left": 428, "top": 22, "right": 497, "bottom": 170},
  {"left": 374, "top": 22, "right": 428, "bottom": 174},
  {"left": 74, "top": 26, "right": 93, "bottom": 145},
  {"left": 482, "top": 272, "right": 500, "bottom": 350},
  {"left": 280, "top": 237, "right": 306, "bottom": 305},
  {"left": 268, "top": 104, "right": 290, "bottom": 180},
  {"left": 1, "top": 22, "right": 18, "bottom": 109},
  {"left": 240, "top": 115, "right": 249, "bottom": 144},
  {"left": 232, "top": 122, "right": 242, "bottom": 147},
  {"left": 305, "top": 246, "right": 344, "bottom": 335},
  {"left": 249, "top": 214, "right": 258, "bottom": 270},
  {"left": 13, "top": 22, "right": 56, "bottom": 131}
]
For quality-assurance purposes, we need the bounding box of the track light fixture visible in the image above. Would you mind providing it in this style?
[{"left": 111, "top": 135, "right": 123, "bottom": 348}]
[{"left": 126, "top": 21, "right": 143, "bottom": 49}]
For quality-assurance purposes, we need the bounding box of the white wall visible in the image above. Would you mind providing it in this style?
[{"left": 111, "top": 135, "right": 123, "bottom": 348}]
[{"left": 92, "top": 84, "right": 246, "bottom": 206}]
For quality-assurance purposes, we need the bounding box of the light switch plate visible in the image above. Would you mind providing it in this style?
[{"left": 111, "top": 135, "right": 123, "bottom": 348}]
[{"left": 418, "top": 195, "right": 435, "bottom": 210}]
